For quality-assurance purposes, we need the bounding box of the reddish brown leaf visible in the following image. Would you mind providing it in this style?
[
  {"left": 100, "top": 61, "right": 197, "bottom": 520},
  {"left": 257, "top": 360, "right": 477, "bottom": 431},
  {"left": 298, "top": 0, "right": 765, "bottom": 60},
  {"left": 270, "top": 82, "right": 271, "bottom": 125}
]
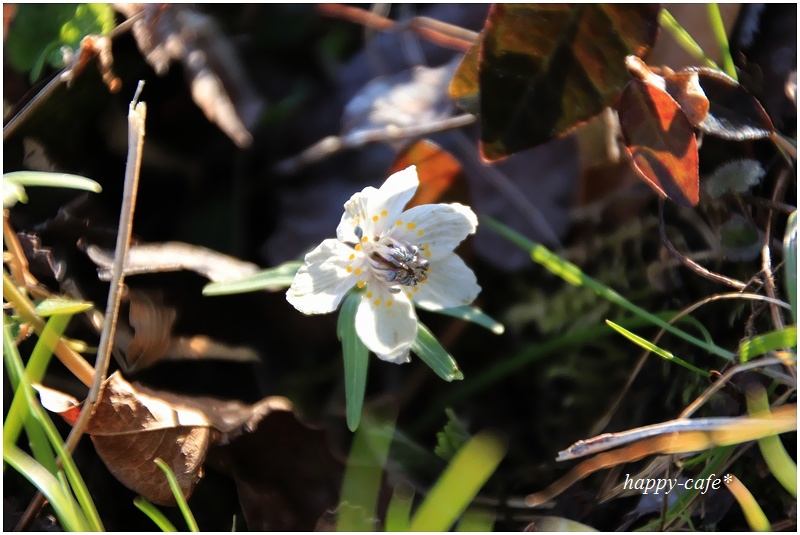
[
  {"left": 477, "top": 4, "right": 660, "bottom": 161},
  {"left": 39, "top": 373, "right": 294, "bottom": 507},
  {"left": 663, "top": 71, "right": 709, "bottom": 127},
  {"left": 618, "top": 79, "right": 699, "bottom": 207},
  {"left": 390, "top": 139, "right": 467, "bottom": 207}
]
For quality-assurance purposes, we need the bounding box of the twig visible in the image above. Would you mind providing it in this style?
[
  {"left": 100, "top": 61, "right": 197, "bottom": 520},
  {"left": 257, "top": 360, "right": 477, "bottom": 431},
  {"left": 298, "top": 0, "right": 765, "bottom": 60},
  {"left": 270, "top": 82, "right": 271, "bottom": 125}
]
[
  {"left": 273, "top": 113, "right": 476, "bottom": 174},
  {"left": 739, "top": 194, "right": 797, "bottom": 215},
  {"left": 317, "top": 4, "right": 476, "bottom": 53},
  {"left": 658, "top": 198, "right": 747, "bottom": 290}
]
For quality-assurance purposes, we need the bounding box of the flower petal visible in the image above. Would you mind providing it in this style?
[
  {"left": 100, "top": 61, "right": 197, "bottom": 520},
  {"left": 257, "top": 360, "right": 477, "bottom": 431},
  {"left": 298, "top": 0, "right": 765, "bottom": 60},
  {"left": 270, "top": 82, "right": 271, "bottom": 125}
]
[
  {"left": 392, "top": 203, "right": 477, "bottom": 261},
  {"left": 337, "top": 166, "right": 419, "bottom": 242},
  {"left": 286, "top": 239, "right": 356, "bottom": 314},
  {"left": 412, "top": 253, "right": 480, "bottom": 311},
  {"left": 355, "top": 288, "right": 417, "bottom": 363}
]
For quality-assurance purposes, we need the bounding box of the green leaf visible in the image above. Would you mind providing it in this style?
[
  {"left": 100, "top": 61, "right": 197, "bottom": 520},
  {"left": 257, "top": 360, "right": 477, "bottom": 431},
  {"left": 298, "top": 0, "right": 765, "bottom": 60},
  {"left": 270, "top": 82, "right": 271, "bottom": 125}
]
[
  {"left": 606, "top": 320, "right": 710, "bottom": 377},
  {"left": 477, "top": 4, "right": 660, "bottom": 161},
  {"left": 456, "top": 508, "right": 495, "bottom": 532},
  {"left": 739, "top": 326, "right": 797, "bottom": 363},
  {"left": 5, "top": 4, "right": 115, "bottom": 80},
  {"left": 433, "top": 305, "right": 504, "bottom": 334},
  {"left": 337, "top": 411, "right": 396, "bottom": 532},
  {"left": 434, "top": 408, "right": 470, "bottom": 461},
  {"left": 408, "top": 430, "right": 507, "bottom": 531},
  {"left": 384, "top": 482, "right": 414, "bottom": 532},
  {"left": 746, "top": 386, "right": 797, "bottom": 498},
  {"left": 4, "top": 171, "right": 102, "bottom": 194},
  {"left": 202, "top": 261, "right": 302, "bottom": 295},
  {"left": 412, "top": 322, "right": 463, "bottom": 381},
  {"left": 784, "top": 212, "right": 797, "bottom": 324},
  {"left": 34, "top": 298, "right": 94, "bottom": 317},
  {"left": 337, "top": 292, "right": 370, "bottom": 431}
]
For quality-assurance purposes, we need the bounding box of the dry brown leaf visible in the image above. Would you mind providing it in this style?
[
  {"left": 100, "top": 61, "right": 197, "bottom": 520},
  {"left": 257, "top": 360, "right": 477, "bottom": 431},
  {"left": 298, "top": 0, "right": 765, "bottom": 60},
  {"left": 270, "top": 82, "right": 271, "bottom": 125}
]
[
  {"left": 115, "top": 4, "right": 263, "bottom": 148},
  {"left": 38, "top": 373, "right": 294, "bottom": 506}
]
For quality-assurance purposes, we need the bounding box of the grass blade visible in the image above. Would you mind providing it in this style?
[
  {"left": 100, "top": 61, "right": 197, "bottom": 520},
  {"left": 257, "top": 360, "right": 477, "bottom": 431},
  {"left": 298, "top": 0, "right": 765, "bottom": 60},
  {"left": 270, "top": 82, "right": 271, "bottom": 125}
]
[
  {"left": 3, "top": 445, "right": 90, "bottom": 532},
  {"left": 747, "top": 386, "right": 797, "bottom": 497},
  {"left": 706, "top": 3, "right": 737, "bottom": 80},
  {"left": 385, "top": 482, "right": 414, "bottom": 532},
  {"left": 408, "top": 430, "right": 506, "bottom": 531},
  {"left": 658, "top": 8, "right": 719, "bottom": 70},
  {"left": 725, "top": 475, "right": 771, "bottom": 531},
  {"left": 739, "top": 325, "right": 797, "bottom": 362},
  {"left": 433, "top": 305, "right": 505, "bottom": 334},
  {"left": 337, "top": 411, "right": 396, "bottom": 532},
  {"left": 412, "top": 321, "right": 463, "bottom": 381},
  {"left": 4, "top": 171, "right": 102, "bottom": 193},
  {"left": 783, "top": 211, "right": 797, "bottom": 323},
  {"left": 485, "top": 217, "right": 735, "bottom": 360},
  {"left": 154, "top": 458, "right": 199, "bottom": 531},
  {"left": 606, "top": 320, "right": 710, "bottom": 377},
  {"left": 202, "top": 261, "right": 302, "bottom": 295},
  {"left": 337, "top": 292, "right": 370, "bottom": 431},
  {"left": 134, "top": 497, "right": 178, "bottom": 532}
]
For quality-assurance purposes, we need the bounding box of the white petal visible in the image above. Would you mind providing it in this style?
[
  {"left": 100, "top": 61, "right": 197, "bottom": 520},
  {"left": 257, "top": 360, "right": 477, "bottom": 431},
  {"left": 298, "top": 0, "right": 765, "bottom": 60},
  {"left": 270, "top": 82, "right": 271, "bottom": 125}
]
[
  {"left": 337, "top": 166, "right": 420, "bottom": 242},
  {"left": 355, "top": 288, "right": 417, "bottom": 363},
  {"left": 286, "top": 239, "right": 357, "bottom": 314},
  {"left": 412, "top": 253, "right": 480, "bottom": 311},
  {"left": 392, "top": 203, "right": 477, "bottom": 261}
]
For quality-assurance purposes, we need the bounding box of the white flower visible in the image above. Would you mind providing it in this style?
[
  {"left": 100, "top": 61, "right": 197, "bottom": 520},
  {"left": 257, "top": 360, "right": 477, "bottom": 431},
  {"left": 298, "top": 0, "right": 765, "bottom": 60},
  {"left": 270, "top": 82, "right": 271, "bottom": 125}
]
[{"left": 287, "top": 165, "right": 480, "bottom": 363}]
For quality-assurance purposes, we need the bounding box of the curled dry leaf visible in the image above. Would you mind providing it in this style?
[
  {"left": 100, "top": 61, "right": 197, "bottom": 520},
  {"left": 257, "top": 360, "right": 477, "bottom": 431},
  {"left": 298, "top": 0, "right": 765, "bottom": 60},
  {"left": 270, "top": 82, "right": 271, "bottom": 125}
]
[
  {"left": 389, "top": 139, "right": 467, "bottom": 207},
  {"left": 115, "top": 4, "right": 263, "bottom": 148},
  {"left": 37, "top": 373, "right": 294, "bottom": 507},
  {"left": 84, "top": 241, "right": 260, "bottom": 282}
]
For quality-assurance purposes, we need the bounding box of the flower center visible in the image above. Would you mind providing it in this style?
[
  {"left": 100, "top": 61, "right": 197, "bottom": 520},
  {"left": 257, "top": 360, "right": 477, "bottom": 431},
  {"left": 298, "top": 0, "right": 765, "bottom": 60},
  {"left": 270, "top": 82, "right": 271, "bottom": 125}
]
[{"left": 355, "top": 226, "right": 429, "bottom": 288}]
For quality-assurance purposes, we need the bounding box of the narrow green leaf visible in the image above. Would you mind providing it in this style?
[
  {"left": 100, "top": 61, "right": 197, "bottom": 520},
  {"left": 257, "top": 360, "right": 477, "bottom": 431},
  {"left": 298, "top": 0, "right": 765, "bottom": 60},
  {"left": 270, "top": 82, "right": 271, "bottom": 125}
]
[
  {"left": 784, "top": 211, "right": 797, "bottom": 324},
  {"left": 739, "top": 325, "right": 797, "bottom": 363},
  {"left": 746, "top": 386, "right": 797, "bottom": 497},
  {"left": 706, "top": 4, "right": 737, "bottom": 81},
  {"left": 434, "top": 305, "right": 505, "bottom": 334},
  {"left": 658, "top": 8, "right": 719, "bottom": 70},
  {"left": 34, "top": 298, "right": 94, "bottom": 317},
  {"left": 456, "top": 508, "right": 495, "bottom": 531},
  {"left": 408, "top": 430, "right": 506, "bottom": 531},
  {"left": 338, "top": 411, "right": 396, "bottom": 532},
  {"left": 484, "top": 217, "right": 736, "bottom": 360},
  {"left": 385, "top": 482, "right": 414, "bottom": 532},
  {"left": 4, "top": 320, "right": 103, "bottom": 530},
  {"left": 606, "top": 320, "right": 710, "bottom": 377},
  {"left": 3, "top": 445, "right": 90, "bottom": 532},
  {"left": 134, "top": 497, "right": 178, "bottom": 532},
  {"left": 4, "top": 313, "right": 71, "bottom": 447},
  {"left": 202, "top": 261, "right": 302, "bottom": 295},
  {"left": 412, "top": 322, "right": 463, "bottom": 381},
  {"left": 154, "top": 458, "right": 199, "bottom": 532},
  {"left": 4, "top": 171, "right": 102, "bottom": 193},
  {"left": 337, "top": 292, "right": 370, "bottom": 431}
]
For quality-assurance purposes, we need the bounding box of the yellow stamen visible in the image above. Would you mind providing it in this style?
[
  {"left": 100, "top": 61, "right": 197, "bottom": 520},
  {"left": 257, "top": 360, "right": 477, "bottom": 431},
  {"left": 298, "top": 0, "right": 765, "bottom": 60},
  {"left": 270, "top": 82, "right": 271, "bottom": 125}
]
[
  {"left": 355, "top": 244, "right": 362, "bottom": 251},
  {"left": 357, "top": 280, "right": 366, "bottom": 288},
  {"left": 381, "top": 210, "right": 388, "bottom": 217},
  {"left": 406, "top": 222, "right": 416, "bottom": 230},
  {"left": 395, "top": 220, "right": 403, "bottom": 226},
  {"left": 418, "top": 229, "right": 424, "bottom": 236},
  {"left": 366, "top": 291, "right": 373, "bottom": 299},
  {"left": 354, "top": 268, "right": 362, "bottom": 275},
  {"left": 372, "top": 215, "right": 379, "bottom": 222},
  {"left": 346, "top": 266, "right": 353, "bottom": 273},
  {"left": 386, "top": 300, "right": 393, "bottom": 307},
  {"left": 374, "top": 298, "right": 381, "bottom": 306},
  {"left": 349, "top": 253, "right": 355, "bottom": 260}
]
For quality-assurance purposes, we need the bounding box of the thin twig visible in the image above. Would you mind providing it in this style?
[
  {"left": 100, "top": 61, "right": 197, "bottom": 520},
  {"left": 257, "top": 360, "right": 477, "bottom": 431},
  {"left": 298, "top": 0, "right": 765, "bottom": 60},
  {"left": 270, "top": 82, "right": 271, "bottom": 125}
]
[
  {"left": 658, "top": 198, "right": 747, "bottom": 290},
  {"left": 273, "top": 114, "right": 476, "bottom": 174},
  {"left": 739, "top": 194, "right": 797, "bottom": 215},
  {"left": 317, "top": 4, "right": 476, "bottom": 53}
]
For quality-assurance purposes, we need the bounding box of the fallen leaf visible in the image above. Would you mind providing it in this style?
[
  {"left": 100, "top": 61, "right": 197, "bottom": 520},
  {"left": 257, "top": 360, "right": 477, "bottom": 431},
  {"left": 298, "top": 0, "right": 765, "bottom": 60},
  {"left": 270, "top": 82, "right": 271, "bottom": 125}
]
[
  {"left": 448, "top": 38, "right": 482, "bottom": 115},
  {"left": 476, "top": 4, "right": 660, "bottom": 161},
  {"left": 38, "top": 373, "right": 294, "bottom": 506},
  {"left": 618, "top": 79, "right": 699, "bottom": 207},
  {"left": 390, "top": 139, "right": 467, "bottom": 207}
]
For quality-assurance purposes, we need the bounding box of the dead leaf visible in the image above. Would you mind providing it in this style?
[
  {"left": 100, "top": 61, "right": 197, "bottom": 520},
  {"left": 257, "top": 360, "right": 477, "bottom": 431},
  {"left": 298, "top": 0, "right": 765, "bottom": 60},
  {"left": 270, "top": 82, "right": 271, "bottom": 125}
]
[
  {"left": 115, "top": 4, "right": 263, "bottom": 148},
  {"left": 207, "top": 410, "right": 344, "bottom": 531},
  {"left": 618, "top": 79, "right": 699, "bottom": 207},
  {"left": 38, "top": 373, "right": 294, "bottom": 506}
]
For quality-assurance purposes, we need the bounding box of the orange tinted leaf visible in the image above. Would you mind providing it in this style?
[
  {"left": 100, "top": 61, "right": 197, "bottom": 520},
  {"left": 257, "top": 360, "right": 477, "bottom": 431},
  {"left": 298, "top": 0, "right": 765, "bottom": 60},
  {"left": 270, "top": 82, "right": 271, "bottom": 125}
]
[
  {"left": 391, "top": 140, "right": 466, "bottom": 206},
  {"left": 664, "top": 71, "right": 709, "bottom": 127},
  {"left": 478, "top": 4, "right": 660, "bottom": 161},
  {"left": 619, "top": 79, "right": 699, "bottom": 207}
]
